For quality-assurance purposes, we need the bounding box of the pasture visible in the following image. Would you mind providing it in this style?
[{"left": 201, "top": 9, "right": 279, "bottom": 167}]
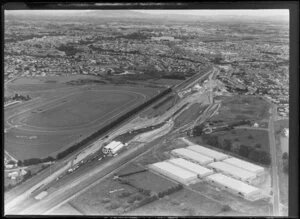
[{"left": 4, "top": 76, "right": 157, "bottom": 160}]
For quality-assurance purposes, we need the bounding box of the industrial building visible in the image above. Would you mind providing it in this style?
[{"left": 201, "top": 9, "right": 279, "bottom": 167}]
[
  {"left": 171, "top": 148, "right": 214, "bottom": 165},
  {"left": 207, "top": 161, "right": 259, "bottom": 184},
  {"left": 205, "top": 173, "right": 263, "bottom": 201},
  {"left": 167, "top": 158, "right": 214, "bottom": 178},
  {"left": 149, "top": 161, "right": 198, "bottom": 185},
  {"left": 187, "top": 145, "right": 229, "bottom": 161},
  {"left": 102, "top": 141, "right": 124, "bottom": 155},
  {"left": 223, "top": 157, "right": 265, "bottom": 176}
]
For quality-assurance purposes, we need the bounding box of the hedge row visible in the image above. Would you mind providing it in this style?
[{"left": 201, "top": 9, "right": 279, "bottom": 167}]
[{"left": 56, "top": 88, "right": 172, "bottom": 160}]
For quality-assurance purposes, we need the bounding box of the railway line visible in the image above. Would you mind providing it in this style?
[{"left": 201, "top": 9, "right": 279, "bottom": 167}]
[{"left": 5, "top": 67, "right": 214, "bottom": 215}]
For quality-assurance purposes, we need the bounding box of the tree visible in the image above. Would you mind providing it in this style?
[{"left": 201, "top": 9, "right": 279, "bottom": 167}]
[
  {"left": 282, "top": 152, "right": 288, "bottom": 160},
  {"left": 259, "top": 151, "right": 271, "bottom": 165},
  {"left": 222, "top": 204, "right": 232, "bottom": 212},
  {"left": 248, "top": 134, "right": 254, "bottom": 140},
  {"left": 17, "top": 160, "right": 23, "bottom": 167},
  {"left": 248, "top": 149, "right": 260, "bottom": 162},
  {"left": 222, "top": 139, "right": 232, "bottom": 151},
  {"left": 255, "top": 143, "right": 261, "bottom": 149},
  {"left": 239, "top": 144, "right": 249, "bottom": 158},
  {"left": 8, "top": 160, "right": 16, "bottom": 165}
]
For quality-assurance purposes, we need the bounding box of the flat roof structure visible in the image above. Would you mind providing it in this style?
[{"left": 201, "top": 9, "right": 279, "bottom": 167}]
[
  {"left": 187, "top": 145, "right": 229, "bottom": 161},
  {"left": 207, "top": 161, "right": 257, "bottom": 183},
  {"left": 205, "top": 173, "right": 262, "bottom": 201},
  {"left": 171, "top": 148, "right": 214, "bottom": 165},
  {"left": 223, "top": 157, "right": 265, "bottom": 175},
  {"left": 149, "top": 161, "right": 197, "bottom": 185},
  {"left": 167, "top": 158, "right": 214, "bottom": 178}
]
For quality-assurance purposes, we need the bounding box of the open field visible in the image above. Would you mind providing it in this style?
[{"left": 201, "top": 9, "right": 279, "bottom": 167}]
[
  {"left": 69, "top": 176, "right": 147, "bottom": 215},
  {"left": 174, "top": 103, "right": 206, "bottom": 128},
  {"left": 215, "top": 129, "right": 270, "bottom": 152},
  {"left": 123, "top": 171, "right": 179, "bottom": 194},
  {"left": 4, "top": 76, "right": 158, "bottom": 160},
  {"left": 211, "top": 95, "right": 271, "bottom": 123},
  {"left": 191, "top": 181, "right": 271, "bottom": 216},
  {"left": 125, "top": 188, "right": 223, "bottom": 216}
]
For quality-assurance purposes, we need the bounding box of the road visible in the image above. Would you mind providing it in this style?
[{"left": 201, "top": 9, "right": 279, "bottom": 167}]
[
  {"left": 5, "top": 67, "right": 214, "bottom": 215},
  {"left": 268, "top": 105, "right": 281, "bottom": 216}
]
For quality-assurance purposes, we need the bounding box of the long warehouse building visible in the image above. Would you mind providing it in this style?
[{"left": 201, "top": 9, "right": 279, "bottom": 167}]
[
  {"left": 187, "top": 145, "right": 229, "bottom": 161},
  {"left": 205, "top": 173, "right": 263, "bottom": 201},
  {"left": 167, "top": 158, "right": 214, "bottom": 178},
  {"left": 171, "top": 148, "right": 214, "bottom": 165},
  {"left": 148, "top": 161, "right": 198, "bottom": 185},
  {"left": 207, "top": 161, "right": 259, "bottom": 184},
  {"left": 222, "top": 157, "right": 265, "bottom": 176}
]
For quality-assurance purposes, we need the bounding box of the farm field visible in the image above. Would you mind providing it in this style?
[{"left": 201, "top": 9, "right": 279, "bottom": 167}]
[
  {"left": 211, "top": 95, "right": 271, "bottom": 123},
  {"left": 4, "top": 76, "right": 158, "bottom": 160}
]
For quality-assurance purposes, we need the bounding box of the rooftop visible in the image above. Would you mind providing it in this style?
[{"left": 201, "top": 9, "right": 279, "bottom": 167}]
[{"left": 206, "top": 173, "right": 260, "bottom": 195}]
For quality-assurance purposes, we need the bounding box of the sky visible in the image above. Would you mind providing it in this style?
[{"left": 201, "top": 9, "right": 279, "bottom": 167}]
[
  {"left": 134, "top": 9, "right": 289, "bottom": 17},
  {"left": 5, "top": 9, "right": 289, "bottom": 20}
]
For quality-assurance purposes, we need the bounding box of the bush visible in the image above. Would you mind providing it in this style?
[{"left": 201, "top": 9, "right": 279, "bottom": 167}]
[
  {"left": 118, "top": 191, "right": 132, "bottom": 198},
  {"left": 101, "top": 198, "right": 111, "bottom": 203},
  {"left": 106, "top": 201, "right": 120, "bottom": 210},
  {"left": 222, "top": 204, "right": 231, "bottom": 212}
]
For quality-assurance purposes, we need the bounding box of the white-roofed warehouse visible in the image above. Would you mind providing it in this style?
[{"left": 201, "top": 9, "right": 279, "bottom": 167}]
[
  {"left": 207, "top": 161, "right": 259, "bottom": 184},
  {"left": 223, "top": 157, "right": 265, "bottom": 176},
  {"left": 187, "top": 145, "right": 229, "bottom": 161},
  {"left": 148, "top": 161, "right": 198, "bottom": 185},
  {"left": 171, "top": 148, "right": 214, "bottom": 165},
  {"left": 167, "top": 158, "right": 214, "bottom": 178},
  {"left": 205, "top": 173, "right": 263, "bottom": 201}
]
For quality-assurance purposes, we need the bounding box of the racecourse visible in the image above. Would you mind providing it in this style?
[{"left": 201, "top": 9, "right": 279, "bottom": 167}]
[{"left": 4, "top": 76, "right": 158, "bottom": 160}]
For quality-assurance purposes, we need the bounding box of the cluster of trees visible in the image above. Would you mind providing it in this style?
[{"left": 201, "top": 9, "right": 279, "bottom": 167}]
[
  {"left": 118, "top": 169, "right": 147, "bottom": 178},
  {"left": 153, "top": 95, "right": 174, "bottom": 110},
  {"left": 5, "top": 93, "right": 31, "bottom": 103},
  {"left": 201, "top": 134, "right": 271, "bottom": 165},
  {"left": 282, "top": 152, "right": 289, "bottom": 174},
  {"left": 56, "top": 88, "right": 172, "bottom": 160},
  {"left": 17, "top": 156, "right": 55, "bottom": 167}
]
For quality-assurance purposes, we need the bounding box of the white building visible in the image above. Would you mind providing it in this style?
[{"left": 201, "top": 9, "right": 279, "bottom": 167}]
[
  {"left": 167, "top": 158, "right": 214, "bottom": 178},
  {"left": 205, "top": 173, "right": 263, "bottom": 201},
  {"left": 149, "top": 161, "right": 198, "bottom": 185},
  {"left": 207, "top": 161, "right": 259, "bottom": 184},
  {"left": 102, "top": 141, "right": 124, "bottom": 155},
  {"left": 171, "top": 148, "right": 214, "bottom": 165},
  {"left": 223, "top": 157, "right": 265, "bottom": 176},
  {"left": 187, "top": 145, "right": 229, "bottom": 161}
]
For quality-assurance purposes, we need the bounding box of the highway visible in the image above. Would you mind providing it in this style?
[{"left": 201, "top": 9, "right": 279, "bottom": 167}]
[
  {"left": 5, "top": 67, "right": 214, "bottom": 215},
  {"left": 268, "top": 105, "right": 281, "bottom": 216}
]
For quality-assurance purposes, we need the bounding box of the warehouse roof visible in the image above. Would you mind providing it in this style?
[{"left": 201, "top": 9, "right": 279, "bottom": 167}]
[
  {"left": 151, "top": 161, "right": 197, "bottom": 180},
  {"left": 187, "top": 145, "right": 229, "bottom": 160},
  {"left": 105, "top": 141, "right": 122, "bottom": 150},
  {"left": 208, "top": 162, "right": 257, "bottom": 180},
  {"left": 223, "top": 157, "right": 264, "bottom": 173},
  {"left": 168, "top": 158, "right": 213, "bottom": 176},
  {"left": 206, "top": 173, "right": 259, "bottom": 195},
  {"left": 172, "top": 148, "right": 214, "bottom": 164}
]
